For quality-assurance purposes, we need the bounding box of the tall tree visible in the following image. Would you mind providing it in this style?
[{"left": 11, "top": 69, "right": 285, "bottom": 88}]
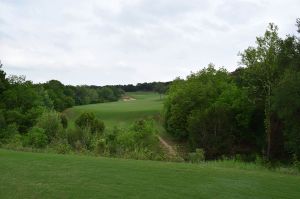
[
  {"left": 240, "top": 23, "right": 282, "bottom": 159},
  {"left": 0, "top": 61, "right": 9, "bottom": 98},
  {"left": 154, "top": 82, "right": 167, "bottom": 99}
]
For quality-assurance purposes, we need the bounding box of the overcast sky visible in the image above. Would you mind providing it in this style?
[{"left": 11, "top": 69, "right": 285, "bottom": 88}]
[{"left": 0, "top": 0, "right": 299, "bottom": 85}]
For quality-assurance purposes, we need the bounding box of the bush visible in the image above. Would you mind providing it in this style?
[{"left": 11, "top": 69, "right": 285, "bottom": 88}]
[
  {"left": 116, "top": 129, "right": 137, "bottom": 151},
  {"left": 60, "top": 114, "right": 68, "bottom": 129},
  {"left": 25, "top": 127, "right": 48, "bottom": 148},
  {"left": 188, "top": 148, "right": 205, "bottom": 163},
  {"left": 0, "top": 123, "right": 19, "bottom": 143},
  {"left": 67, "top": 127, "right": 93, "bottom": 150},
  {"left": 117, "top": 120, "right": 156, "bottom": 149},
  {"left": 92, "top": 137, "right": 106, "bottom": 155},
  {"left": 52, "top": 139, "right": 71, "bottom": 154},
  {"left": 36, "top": 111, "right": 64, "bottom": 140},
  {"left": 75, "top": 112, "right": 105, "bottom": 134},
  {"left": 130, "top": 119, "right": 157, "bottom": 148},
  {"left": 114, "top": 119, "right": 159, "bottom": 157},
  {"left": 5, "top": 134, "right": 23, "bottom": 149},
  {"left": 293, "top": 154, "right": 300, "bottom": 172},
  {"left": 102, "top": 127, "right": 119, "bottom": 155},
  {"left": 75, "top": 112, "right": 95, "bottom": 128},
  {"left": 93, "top": 119, "right": 105, "bottom": 134}
]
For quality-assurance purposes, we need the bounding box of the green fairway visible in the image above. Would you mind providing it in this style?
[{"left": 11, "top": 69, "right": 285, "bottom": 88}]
[
  {"left": 65, "top": 92, "right": 163, "bottom": 129},
  {"left": 0, "top": 149, "right": 299, "bottom": 199}
]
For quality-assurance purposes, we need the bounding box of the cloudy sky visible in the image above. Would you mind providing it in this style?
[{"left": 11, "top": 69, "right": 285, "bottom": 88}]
[{"left": 0, "top": 0, "right": 299, "bottom": 85}]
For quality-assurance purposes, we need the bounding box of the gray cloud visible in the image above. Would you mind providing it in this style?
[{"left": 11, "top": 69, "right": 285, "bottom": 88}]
[
  {"left": 0, "top": 0, "right": 299, "bottom": 85},
  {"left": 216, "top": 0, "right": 264, "bottom": 25}
]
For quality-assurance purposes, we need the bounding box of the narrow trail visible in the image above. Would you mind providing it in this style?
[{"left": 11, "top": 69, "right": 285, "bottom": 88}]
[{"left": 157, "top": 136, "right": 177, "bottom": 157}]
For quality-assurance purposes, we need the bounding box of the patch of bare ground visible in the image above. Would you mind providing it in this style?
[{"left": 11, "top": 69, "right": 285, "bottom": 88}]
[{"left": 157, "top": 135, "right": 184, "bottom": 161}]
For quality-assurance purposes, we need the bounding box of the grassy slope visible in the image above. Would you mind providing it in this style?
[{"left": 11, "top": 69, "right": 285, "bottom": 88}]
[
  {"left": 64, "top": 92, "right": 163, "bottom": 129},
  {"left": 1, "top": 149, "right": 300, "bottom": 199}
]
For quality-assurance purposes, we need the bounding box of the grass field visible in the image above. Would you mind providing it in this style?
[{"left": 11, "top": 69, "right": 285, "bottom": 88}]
[
  {"left": 64, "top": 92, "right": 164, "bottom": 129},
  {"left": 1, "top": 149, "right": 300, "bottom": 199},
  {"left": 3, "top": 92, "right": 299, "bottom": 199}
]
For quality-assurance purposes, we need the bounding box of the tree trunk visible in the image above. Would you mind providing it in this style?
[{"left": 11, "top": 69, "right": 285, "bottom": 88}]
[{"left": 265, "top": 85, "right": 272, "bottom": 160}]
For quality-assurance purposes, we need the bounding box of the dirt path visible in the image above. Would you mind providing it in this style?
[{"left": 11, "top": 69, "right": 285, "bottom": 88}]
[{"left": 157, "top": 136, "right": 177, "bottom": 156}]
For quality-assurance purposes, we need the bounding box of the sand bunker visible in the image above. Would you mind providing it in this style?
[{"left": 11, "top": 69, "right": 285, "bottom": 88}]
[{"left": 122, "top": 96, "right": 136, "bottom": 101}]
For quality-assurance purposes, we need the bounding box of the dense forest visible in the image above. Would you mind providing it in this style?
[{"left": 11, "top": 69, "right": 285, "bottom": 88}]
[
  {"left": 165, "top": 20, "right": 300, "bottom": 162},
  {"left": 1, "top": 20, "right": 300, "bottom": 164}
]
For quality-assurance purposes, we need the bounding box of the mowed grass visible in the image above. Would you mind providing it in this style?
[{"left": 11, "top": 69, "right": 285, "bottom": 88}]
[
  {"left": 1, "top": 149, "right": 300, "bottom": 199},
  {"left": 64, "top": 92, "right": 163, "bottom": 129}
]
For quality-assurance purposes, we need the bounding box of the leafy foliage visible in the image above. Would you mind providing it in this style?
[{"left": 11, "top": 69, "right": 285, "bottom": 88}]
[
  {"left": 165, "top": 65, "right": 255, "bottom": 158},
  {"left": 75, "top": 112, "right": 105, "bottom": 134},
  {"left": 25, "top": 127, "right": 48, "bottom": 148},
  {"left": 36, "top": 111, "right": 65, "bottom": 141},
  {"left": 188, "top": 148, "right": 205, "bottom": 163},
  {"left": 164, "top": 20, "right": 300, "bottom": 162}
]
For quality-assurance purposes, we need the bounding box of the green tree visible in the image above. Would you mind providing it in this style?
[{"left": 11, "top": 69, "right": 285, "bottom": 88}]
[
  {"left": 25, "top": 127, "right": 48, "bottom": 148},
  {"left": 98, "top": 87, "right": 116, "bottom": 102},
  {"left": 44, "top": 80, "right": 74, "bottom": 111},
  {"left": 240, "top": 23, "right": 282, "bottom": 159},
  {"left": 273, "top": 71, "right": 300, "bottom": 159},
  {"left": 164, "top": 65, "right": 255, "bottom": 158},
  {"left": 36, "top": 111, "right": 65, "bottom": 141},
  {"left": 0, "top": 61, "right": 9, "bottom": 99},
  {"left": 154, "top": 82, "right": 167, "bottom": 99}
]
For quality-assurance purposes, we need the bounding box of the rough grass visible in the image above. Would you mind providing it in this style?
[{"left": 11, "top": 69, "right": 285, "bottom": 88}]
[
  {"left": 64, "top": 92, "right": 163, "bottom": 129},
  {"left": 1, "top": 149, "right": 300, "bottom": 199}
]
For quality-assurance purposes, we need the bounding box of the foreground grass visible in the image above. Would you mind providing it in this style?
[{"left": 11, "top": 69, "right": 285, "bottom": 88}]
[
  {"left": 1, "top": 149, "right": 300, "bottom": 199},
  {"left": 65, "top": 92, "right": 163, "bottom": 129}
]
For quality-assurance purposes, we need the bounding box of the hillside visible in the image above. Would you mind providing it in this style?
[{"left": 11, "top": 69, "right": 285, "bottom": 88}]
[{"left": 64, "top": 92, "right": 163, "bottom": 129}]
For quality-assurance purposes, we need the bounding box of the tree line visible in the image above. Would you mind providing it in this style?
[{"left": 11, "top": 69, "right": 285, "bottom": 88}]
[
  {"left": 115, "top": 82, "right": 170, "bottom": 93},
  {"left": 0, "top": 68, "right": 124, "bottom": 137},
  {"left": 164, "top": 20, "right": 300, "bottom": 163},
  {"left": 0, "top": 62, "right": 167, "bottom": 159}
]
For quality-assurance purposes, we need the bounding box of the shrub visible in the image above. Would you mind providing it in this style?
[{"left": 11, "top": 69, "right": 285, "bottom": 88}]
[
  {"left": 67, "top": 127, "right": 92, "bottom": 150},
  {"left": 130, "top": 119, "right": 157, "bottom": 148},
  {"left": 93, "top": 119, "right": 105, "bottom": 134},
  {"left": 36, "top": 111, "right": 64, "bottom": 140},
  {"left": 5, "top": 134, "right": 23, "bottom": 149},
  {"left": 25, "top": 127, "right": 48, "bottom": 148},
  {"left": 117, "top": 130, "right": 137, "bottom": 151},
  {"left": 255, "top": 155, "right": 266, "bottom": 165},
  {"left": 102, "top": 127, "right": 119, "bottom": 155},
  {"left": 52, "top": 139, "right": 71, "bottom": 154},
  {"left": 75, "top": 112, "right": 105, "bottom": 134},
  {"left": 60, "top": 114, "right": 68, "bottom": 129},
  {"left": 92, "top": 138, "right": 106, "bottom": 155},
  {"left": 74, "top": 140, "right": 85, "bottom": 152},
  {"left": 75, "top": 112, "right": 95, "bottom": 128},
  {"left": 0, "top": 123, "right": 19, "bottom": 143},
  {"left": 293, "top": 154, "right": 300, "bottom": 172},
  {"left": 188, "top": 148, "right": 205, "bottom": 163},
  {"left": 115, "top": 119, "right": 159, "bottom": 156}
]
